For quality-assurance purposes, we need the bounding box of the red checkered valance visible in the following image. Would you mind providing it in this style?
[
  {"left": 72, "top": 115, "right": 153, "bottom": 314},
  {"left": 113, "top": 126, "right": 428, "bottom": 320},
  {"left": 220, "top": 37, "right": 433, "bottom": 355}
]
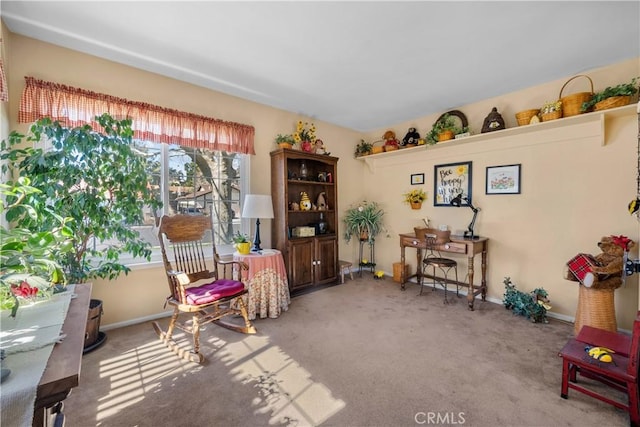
[{"left": 18, "top": 77, "right": 255, "bottom": 155}]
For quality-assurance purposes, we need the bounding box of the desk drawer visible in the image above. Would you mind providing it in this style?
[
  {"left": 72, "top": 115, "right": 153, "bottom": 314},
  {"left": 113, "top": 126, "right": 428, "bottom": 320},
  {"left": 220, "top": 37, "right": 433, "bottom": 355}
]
[
  {"left": 437, "top": 242, "right": 467, "bottom": 254},
  {"left": 401, "top": 236, "right": 426, "bottom": 248}
]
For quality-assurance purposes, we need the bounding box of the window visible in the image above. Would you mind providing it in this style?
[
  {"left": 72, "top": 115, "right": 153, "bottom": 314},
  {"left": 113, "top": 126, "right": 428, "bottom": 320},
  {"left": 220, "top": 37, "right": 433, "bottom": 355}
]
[{"left": 127, "top": 140, "right": 248, "bottom": 264}]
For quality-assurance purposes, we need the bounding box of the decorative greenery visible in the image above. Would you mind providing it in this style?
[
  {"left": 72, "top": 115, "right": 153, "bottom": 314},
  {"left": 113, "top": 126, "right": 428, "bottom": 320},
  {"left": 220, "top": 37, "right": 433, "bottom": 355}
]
[
  {"left": 581, "top": 77, "right": 639, "bottom": 112},
  {"left": 354, "top": 139, "right": 373, "bottom": 157},
  {"left": 293, "top": 121, "right": 316, "bottom": 144},
  {"left": 0, "top": 176, "right": 70, "bottom": 315},
  {"left": 2, "top": 114, "right": 162, "bottom": 284},
  {"left": 425, "top": 113, "right": 468, "bottom": 145},
  {"left": 502, "top": 277, "right": 551, "bottom": 323},
  {"left": 275, "top": 134, "right": 296, "bottom": 146},
  {"left": 232, "top": 231, "right": 249, "bottom": 243},
  {"left": 403, "top": 189, "right": 427, "bottom": 204},
  {"left": 541, "top": 100, "right": 562, "bottom": 115},
  {"left": 343, "top": 201, "right": 385, "bottom": 244}
]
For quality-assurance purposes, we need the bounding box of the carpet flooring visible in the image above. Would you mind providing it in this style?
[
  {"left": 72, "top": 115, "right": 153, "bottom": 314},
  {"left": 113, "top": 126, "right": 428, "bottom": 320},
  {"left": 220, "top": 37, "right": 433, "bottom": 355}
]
[{"left": 64, "top": 276, "right": 630, "bottom": 426}]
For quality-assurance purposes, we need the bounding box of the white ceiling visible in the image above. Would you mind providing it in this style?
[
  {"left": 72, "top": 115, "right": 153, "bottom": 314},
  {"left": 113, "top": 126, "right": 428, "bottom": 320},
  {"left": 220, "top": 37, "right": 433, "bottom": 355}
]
[{"left": 1, "top": 1, "right": 639, "bottom": 131}]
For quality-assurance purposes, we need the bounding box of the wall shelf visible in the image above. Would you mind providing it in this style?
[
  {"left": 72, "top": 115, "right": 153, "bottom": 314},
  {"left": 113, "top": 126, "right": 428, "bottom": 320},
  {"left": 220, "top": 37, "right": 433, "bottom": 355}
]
[{"left": 357, "top": 103, "right": 636, "bottom": 172}]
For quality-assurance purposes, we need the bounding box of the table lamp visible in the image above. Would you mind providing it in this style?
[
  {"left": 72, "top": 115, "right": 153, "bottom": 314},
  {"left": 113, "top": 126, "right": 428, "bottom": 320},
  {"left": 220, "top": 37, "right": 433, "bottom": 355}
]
[
  {"left": 242, "top": 194, "right": 274, "bottom": 252},
  {"left": 450, "top": 193, "right": 480, "bottom": 240}
]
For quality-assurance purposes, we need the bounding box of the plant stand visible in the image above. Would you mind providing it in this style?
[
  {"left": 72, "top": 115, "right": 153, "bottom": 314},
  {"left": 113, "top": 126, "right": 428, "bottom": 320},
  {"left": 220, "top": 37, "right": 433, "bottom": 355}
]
[
  {"left": 574, "top": 285, "right": 617, "bottom": 335},
  {"left": 84, "top": 299, "right": 107, "bottom": 354},
  {"left": 358, "top": 239, "right": 376, "bottom": 276}
]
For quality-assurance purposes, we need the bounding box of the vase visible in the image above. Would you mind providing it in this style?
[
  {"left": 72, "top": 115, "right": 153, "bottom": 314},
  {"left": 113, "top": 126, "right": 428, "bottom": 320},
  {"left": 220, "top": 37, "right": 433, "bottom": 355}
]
[
  {"left": 410, "top": 201, "right": 422, "bottom": 210},
  {"left": 236, "top": 242, "right": 251, "bottom": 255}
]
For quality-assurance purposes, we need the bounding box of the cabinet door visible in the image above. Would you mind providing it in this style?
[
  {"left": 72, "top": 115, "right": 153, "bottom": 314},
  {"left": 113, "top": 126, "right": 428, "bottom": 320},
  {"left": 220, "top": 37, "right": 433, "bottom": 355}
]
[
  {"left": 289, "top": 239, "right": 314, "bottom": 290},
  {"left": 315, "top": 236, "right": 338, "bottom": 284}
]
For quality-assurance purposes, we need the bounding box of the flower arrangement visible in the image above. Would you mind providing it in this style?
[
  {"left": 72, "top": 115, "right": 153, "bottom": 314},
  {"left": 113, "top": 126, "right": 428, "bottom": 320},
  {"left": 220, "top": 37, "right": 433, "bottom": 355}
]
[
  {"left": 294, "top": 121, "right": 316, "bottom": 144},
  {"left": 403, "top": 189, "right": 427, "bottom": 204}
]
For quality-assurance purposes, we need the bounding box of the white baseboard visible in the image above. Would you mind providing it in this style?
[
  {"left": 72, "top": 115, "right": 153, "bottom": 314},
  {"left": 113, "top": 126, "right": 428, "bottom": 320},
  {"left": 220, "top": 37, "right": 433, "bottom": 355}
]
[{"left": 102, "top": 311, "right": 172, "bottom": 331}]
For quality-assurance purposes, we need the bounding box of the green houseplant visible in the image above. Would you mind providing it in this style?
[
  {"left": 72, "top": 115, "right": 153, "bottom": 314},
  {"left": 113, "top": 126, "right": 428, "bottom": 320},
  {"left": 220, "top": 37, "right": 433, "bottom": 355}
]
[
  {"left": 2, "top": 114, "right": 162, "bottom": 285},
  {"left": 0, "top": 176, "right": 70, "bottom": 315},
  {"left": 232, "top": 231, "right": 251, "bottom": 254},
  {"left": 581, "top": 77, "right": 639, "bottom": 112},
  {"left": 354, "top": 139, "right": 373, "bottom": 157},
  {"left": 343, "top": 201, "right": 385, "bottom": 244},
  {"left": 275, "top": 134, "right": 296, "bottom": 149},
  {"left": 425, "top": 113, "right": 468, "bottom": 145}
]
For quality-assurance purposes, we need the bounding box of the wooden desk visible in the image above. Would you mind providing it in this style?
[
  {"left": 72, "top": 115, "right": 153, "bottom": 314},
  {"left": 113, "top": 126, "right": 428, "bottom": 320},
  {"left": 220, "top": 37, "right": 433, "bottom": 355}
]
[
  {"left": 399, "top": 233, "right": 488, "bottom": 310},
  {"left": 34, "top": 283, "right": 91, "bottom": 426}
]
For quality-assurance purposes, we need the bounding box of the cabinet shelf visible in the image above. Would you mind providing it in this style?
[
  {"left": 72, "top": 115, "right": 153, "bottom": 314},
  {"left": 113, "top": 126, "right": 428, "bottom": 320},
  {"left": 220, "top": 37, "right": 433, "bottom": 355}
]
[
  {"left": 288, "top": 179, "right": 335, "bottom": 186},
  {"left": 288, "top": 209, "right": 335, "bottom": 214},
  {"left": 357, "top": 103, "right": 636, "bottom": 171}
]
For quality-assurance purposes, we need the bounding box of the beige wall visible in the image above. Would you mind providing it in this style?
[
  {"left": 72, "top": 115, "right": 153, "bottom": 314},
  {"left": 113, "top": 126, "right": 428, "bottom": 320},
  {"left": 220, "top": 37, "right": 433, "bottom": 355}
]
[{"left": 4, "top": 28, "right": 640, "bottom": 329}]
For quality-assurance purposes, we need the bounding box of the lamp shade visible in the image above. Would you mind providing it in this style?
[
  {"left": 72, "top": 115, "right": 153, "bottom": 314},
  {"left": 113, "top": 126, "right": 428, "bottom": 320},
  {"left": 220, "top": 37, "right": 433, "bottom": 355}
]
[{"left": 242, "top": 194, "right": 274, "bottom": 219}]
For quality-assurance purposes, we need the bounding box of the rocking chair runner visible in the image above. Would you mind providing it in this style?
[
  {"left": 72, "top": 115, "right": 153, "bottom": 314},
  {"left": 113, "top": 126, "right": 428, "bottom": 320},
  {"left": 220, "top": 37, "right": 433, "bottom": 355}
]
[{"left": 152, "top": 214, "right": 256, "bottom": 364}]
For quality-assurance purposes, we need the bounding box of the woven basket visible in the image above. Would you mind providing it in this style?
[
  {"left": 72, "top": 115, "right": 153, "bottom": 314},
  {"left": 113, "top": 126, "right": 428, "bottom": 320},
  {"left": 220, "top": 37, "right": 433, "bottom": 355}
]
[
  {"left": 541, "top": 110, "right": 562, "bottom": 122},
  {"left": 515, "top": 109, "right": 540, "bottom": 126},
  {"left": 574, "top": 285, "right": 617, "bottom": 335},
  {"left": 559, "top": 75, "right": 594, "bottom": 117},
  {"left": 593, "top": 95, "right": 631, "bottom": 112},
  {"left": 414, "top": 227, "right": 451, "bottom": 244}
]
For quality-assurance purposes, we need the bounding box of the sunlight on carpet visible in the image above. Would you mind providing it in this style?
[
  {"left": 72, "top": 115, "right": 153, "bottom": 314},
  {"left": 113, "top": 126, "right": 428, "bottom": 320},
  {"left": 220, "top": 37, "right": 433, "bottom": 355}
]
[
  {"left": 218, "top": 334, "right": 345, "bottom": 426},
  {"left": 91, "top": 330, "right": 344, "bottom": 425}
]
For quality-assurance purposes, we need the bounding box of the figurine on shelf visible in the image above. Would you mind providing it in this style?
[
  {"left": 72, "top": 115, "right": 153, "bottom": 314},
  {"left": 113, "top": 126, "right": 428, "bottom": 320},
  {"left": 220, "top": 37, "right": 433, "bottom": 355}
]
[
  {"left": 401, "top": 127, "right": 421, "bottom": 146},
  {"left": 317, "top": 192, "right": 327, "bottom": 210},
  {"left": 314, "top": 139, "right": 329, "bottom": 155},
  {"left": 300, "top": 192, "right": 312, "bottom": 211},
  {"left": 383, "top": 130, "right": 400, "bottom": 151},
  {"left": 481, "top": 107, "right": 506, "bottom": 133}
]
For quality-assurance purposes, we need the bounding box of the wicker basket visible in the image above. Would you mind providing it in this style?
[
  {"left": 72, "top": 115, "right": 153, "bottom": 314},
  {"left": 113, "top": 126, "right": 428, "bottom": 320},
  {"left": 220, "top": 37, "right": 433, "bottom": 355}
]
[
  {"left": 515, "top": 109, "right": 540, "bottom": 126},
  {"left": 574, "top": 285, "right": 617, "bottom": 335},
  {"left": 593, "top": 95, "right": 632, "bottom": 112},
  {"left": 559, "top": 75, "right": 594, "bottom": 117},
  {"left": 541, "top": 110, "right": 562, "bottom": 122},
  {"left": 414, "top": 227, "right": 451, "bottom": 244}
]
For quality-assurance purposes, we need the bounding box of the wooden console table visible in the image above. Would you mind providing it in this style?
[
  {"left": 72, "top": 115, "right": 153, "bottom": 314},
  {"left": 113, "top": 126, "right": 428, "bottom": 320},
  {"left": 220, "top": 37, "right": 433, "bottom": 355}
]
[
  {"left": 34, "top": 283, "right": 91, "bottom": 426},
  {"left": 399, "top": 233, "right": 488, "bottom": 310}
]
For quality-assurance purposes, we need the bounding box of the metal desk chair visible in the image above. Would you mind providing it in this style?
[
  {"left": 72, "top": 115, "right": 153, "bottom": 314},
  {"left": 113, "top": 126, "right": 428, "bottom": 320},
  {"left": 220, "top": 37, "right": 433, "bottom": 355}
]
[{"left": 415, "top": 227, "right": 459, "bottom": 304}]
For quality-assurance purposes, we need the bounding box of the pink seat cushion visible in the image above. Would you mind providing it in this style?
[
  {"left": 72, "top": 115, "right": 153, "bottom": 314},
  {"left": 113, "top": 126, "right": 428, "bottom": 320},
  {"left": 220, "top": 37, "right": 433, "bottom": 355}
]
[{"left": 185, "top": 279, "right": 245, "bottom": 305}]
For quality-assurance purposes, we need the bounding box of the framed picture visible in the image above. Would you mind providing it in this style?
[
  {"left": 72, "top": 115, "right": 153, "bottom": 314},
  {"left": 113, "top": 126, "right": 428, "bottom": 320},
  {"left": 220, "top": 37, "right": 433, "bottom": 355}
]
[
  {"left": 486, "top": 164, "right": 521, "bottom": 195},
  {"left": 434, "top": 161, "right": 472, "bottom": 206},
  {"left": 410, "top": 173, "right": 424, "bottom": 185}
]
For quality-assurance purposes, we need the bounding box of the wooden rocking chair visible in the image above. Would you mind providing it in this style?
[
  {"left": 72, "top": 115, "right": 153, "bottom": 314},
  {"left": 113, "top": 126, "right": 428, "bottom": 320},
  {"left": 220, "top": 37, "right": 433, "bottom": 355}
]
[{"left": 152, "top": 214, "right": 256, "bottom": 363}]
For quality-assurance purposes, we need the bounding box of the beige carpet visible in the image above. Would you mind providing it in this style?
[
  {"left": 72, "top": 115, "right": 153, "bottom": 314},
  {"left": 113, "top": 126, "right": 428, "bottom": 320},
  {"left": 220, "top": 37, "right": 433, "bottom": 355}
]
[{"left": 64, "top": 276, "right": 630, "bottom": 426}]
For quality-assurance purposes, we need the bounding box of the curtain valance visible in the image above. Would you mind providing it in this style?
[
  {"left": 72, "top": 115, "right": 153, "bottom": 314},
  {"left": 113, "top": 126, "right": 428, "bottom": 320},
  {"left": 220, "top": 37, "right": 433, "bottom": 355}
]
[{"left": 18, "top": 77, "right": 255, "bottom": 155}]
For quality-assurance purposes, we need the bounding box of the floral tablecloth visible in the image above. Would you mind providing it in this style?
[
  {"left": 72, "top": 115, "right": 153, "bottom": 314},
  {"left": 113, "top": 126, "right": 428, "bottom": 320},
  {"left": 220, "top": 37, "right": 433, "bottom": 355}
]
[{"left": 233, "top": 249, "right": 290, "bottom": 320}]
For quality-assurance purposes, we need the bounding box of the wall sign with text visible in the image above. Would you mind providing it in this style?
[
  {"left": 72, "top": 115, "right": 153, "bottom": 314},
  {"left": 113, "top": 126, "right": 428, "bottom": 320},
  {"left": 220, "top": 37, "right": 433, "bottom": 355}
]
[{"left": 434, "top": 161, "right": 472, "bottom": 206}]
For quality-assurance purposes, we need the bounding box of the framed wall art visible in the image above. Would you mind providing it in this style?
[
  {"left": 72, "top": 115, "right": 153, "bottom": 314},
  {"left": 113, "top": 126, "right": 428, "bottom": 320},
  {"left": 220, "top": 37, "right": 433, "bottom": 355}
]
[
  {"left": 410, "top": 173, "right": 425, "bottom": 185},
  {"left": 434, "top": 161, "right": 472, "bottom": 206},
  {"left": 486, "top": 164, "right": 521, "bottom": 195}
]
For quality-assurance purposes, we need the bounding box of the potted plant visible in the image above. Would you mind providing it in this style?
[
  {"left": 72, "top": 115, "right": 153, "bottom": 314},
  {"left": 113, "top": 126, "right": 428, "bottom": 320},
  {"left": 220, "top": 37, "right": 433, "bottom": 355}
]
[
  {"left": 425, "top": 113, "right": 468, "bottom": 145},
  {"left": 354, "top": 139, "right": 373, "bottom": 157},
  {"left": 233, "top": 231, "right": 251, "bottom": 254},
  {"left": 2, "top": 114, "right": 162, "bottom": 349},
  {"left": 403, "top": 189, "right": 427, "bottom": 210},
  {"left": 581, "top": 77, "right": 639, "bottom": 112},
  {"left": 343, "top": 201, "right": 385, "bottom": 244},
  {"left": 275, "top": 134, "right": 296, "bottom": 149},
  {"left": 0, "top": 176, "right": 70, "bottom": 316}
]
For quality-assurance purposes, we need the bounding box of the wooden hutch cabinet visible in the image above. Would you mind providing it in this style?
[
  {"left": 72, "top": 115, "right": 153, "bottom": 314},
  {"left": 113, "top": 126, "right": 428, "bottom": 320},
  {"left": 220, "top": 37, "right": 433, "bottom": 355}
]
[{"left": 270, "top": 148, "right": 339, "bottom": 292}]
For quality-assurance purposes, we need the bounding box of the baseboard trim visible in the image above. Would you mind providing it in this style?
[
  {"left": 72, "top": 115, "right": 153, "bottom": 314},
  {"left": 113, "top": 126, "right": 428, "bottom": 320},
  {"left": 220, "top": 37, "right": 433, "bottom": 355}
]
[{"left": 102, "top": 311, "right": 172, "bottom": 331}]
